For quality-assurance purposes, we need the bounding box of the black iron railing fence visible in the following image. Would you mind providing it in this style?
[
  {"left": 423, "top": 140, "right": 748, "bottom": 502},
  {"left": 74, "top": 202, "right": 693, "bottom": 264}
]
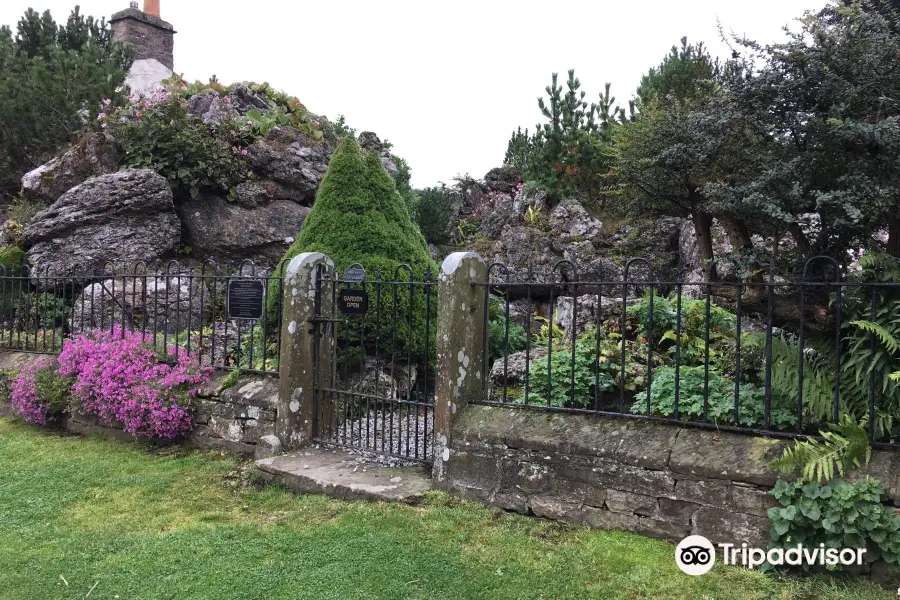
[
  {"left": 311, "top": 264, "right": 437, "bottom": 462},
  {"left": 475, "top": 257, "right": 900, "bottom": 451},
  {"left": 0, "top": 260, "right": 284, "bottom": 374}
]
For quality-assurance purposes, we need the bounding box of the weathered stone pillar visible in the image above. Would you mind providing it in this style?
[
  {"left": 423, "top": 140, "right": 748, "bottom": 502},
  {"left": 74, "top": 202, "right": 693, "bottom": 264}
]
[
  {"left": 433, "top": 252, "right": 487, "bottom": 483},
  {"left": 277, "top": 252, "right": 334, "bottom": 450}
]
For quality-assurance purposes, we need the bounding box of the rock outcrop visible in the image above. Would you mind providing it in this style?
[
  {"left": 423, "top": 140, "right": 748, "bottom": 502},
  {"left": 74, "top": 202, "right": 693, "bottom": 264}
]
[
  {"left": 23, "top": 169, "right": 180, "bottom": 283},
  {"left": 177, "top": 192, "right": 310, "bottom": 263},
  {"left": 19, "top": 132, "right": 119, "bottom": 204},
  {"left": 357, "top": 131, "right": 399, "bottom": 180},
  {"left": 246, "top": 128, "right": 335, "bottom": 205},
  {"left": 71, "top": 272, "right": 204, "bottom": 335}
]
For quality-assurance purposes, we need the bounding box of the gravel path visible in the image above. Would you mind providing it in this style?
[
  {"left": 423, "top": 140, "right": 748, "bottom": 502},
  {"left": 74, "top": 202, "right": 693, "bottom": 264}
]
[{"left": 322, "top": 405, "right": 433, "bottom": 466}]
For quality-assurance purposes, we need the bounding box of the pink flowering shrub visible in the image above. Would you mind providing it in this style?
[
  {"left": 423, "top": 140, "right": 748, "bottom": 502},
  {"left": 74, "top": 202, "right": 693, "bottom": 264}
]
[
  {"left": 58, "top": 327, "right": 213, "bottom": 439},
  {"left": 10, "top": 357, "right": 69, "bottom": 425}
]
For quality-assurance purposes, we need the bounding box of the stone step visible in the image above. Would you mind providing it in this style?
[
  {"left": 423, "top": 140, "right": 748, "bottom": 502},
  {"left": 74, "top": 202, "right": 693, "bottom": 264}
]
[{"left": 255, "top": 447, "right": 433, "bottom": 502}]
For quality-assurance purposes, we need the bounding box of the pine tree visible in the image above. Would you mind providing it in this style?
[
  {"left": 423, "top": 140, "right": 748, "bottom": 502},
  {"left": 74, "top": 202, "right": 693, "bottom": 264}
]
[
  {"left": 508, "top": 70, "right": 619, "bottom": 205},
  {"left": 0, "top": 6, "right": 133, "bottom": 198}
]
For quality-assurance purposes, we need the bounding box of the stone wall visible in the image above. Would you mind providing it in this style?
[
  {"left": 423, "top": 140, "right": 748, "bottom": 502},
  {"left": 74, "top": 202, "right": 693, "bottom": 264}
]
[
  {"left": 110, "top": 8, "right": 175, "bottom": 70},
  {"left": 442, "top": 404, "right": 900, "bottom": 584},
  {"left": 0, "top": 351, "right": 277, "bottom": 456}
]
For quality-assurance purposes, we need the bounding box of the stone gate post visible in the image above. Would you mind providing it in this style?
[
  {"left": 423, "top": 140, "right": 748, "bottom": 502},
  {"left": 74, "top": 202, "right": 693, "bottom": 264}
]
[
  {"left": 276, "top": 252, "right": 334, "bottom": 450},
  {"left": 433, "top": 252, "right": 487, "bottom": 484}
]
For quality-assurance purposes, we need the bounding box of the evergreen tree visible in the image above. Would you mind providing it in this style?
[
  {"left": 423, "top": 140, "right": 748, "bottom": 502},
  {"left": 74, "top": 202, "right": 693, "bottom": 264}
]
[
  {"left": 0, "top": 6, "right": 132, "bottom": 198},
  {"left": 506, "top": 70, "right": 620, "bottom": 205},
  {"left": 617, "top": 39, "right": 760, "bottom": 281},
  {"left": 636, "top": 38, "right": 720, "bottom": 110},
  {"left": 728, "top": 0, "right": 900, "bottom": 258},
  {"left": 271, "top": 136, "right": 437, "bottom": 358}
]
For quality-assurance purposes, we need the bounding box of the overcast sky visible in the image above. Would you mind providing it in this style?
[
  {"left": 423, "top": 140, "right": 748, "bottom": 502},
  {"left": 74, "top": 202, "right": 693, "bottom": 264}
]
[{"left": 2, "top": 0, "right": 824, "bottom": 187}]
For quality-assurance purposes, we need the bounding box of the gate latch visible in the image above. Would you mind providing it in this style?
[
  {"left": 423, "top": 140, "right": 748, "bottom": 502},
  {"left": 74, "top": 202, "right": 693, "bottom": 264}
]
[{"left": 306, "top": 315, "right": 343, "bottom": 324}]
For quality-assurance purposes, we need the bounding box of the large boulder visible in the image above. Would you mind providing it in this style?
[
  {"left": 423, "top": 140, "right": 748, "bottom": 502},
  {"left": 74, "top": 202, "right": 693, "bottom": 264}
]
[
  {"left": 556, "top": 294, "right": 641, "bottom": 340},
  {"left": 71, "top": 273, "right": 204, "bottom": 335},
  {"left": 489, "top": 348, "right": 547, "bottom": 399},
  {"left": 186, "top": 88, "right": 239, "bottom": 125},
  {"left": 484, "top": 166, "right": 523, "bottom": 194},
  {"left": 23, "top": 170, "right": 180, "bottom": 285},
  {"left": 246, "top": 128, "right": 335, "bottom": 204},
  {"left": 550, "top": 201, "right": 603, "bottom": 242},
  {"left": 491, "top": 225, "right": 558, "bottom": 277},
  {"left": 234, "top": 179, "right": 307, "bottom": 208},
  {"left": 177, "top": 192, "right": 310, "bottom": 263},
  {"left": 20, "top": 132, "right": 119, "bottom": 204}
]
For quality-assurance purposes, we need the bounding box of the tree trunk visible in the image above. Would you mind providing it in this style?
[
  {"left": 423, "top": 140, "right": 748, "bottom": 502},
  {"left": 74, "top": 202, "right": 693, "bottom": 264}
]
[
  {"left": 887, "top": 215, "right": 900, "bottom": 258},
  {"left": 717, "top": 212, "right": 753, "bottom": 251},
  {"left": 692, "top": 210, "right": 718, "bottom": 281},
  {"left": 710, "top": 287, "right": 834, "bottom": 332},
  {"left": 787, "top": 221, "right": 811, "bottom": 256}
]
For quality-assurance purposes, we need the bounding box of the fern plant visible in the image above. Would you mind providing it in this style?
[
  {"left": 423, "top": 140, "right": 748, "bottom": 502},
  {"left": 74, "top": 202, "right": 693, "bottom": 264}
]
[
  {"left": 752, "top": 253, "right": 900, "bottom": 437},
  {"left": 769, "top": 416, "right": 872, "bottom": 483}
]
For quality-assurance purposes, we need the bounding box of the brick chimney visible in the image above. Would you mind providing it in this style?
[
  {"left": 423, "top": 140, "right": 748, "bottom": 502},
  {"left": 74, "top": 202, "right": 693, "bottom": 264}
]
[
  {"left": 110, "top": 1, "right": 175, "bottom": 70},
  {"left": 144, "top": 1, "right": 160, "bottom": 18}
]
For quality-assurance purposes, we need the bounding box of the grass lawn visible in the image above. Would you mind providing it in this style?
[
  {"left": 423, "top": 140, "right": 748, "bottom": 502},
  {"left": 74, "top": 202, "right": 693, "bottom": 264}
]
[{"left": 0, "top": 418, "right": 895, "bottom": 600}]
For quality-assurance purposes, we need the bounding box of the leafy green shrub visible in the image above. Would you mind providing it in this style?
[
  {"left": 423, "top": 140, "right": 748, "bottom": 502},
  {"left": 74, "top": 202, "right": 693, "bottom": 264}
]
[
  {"left": 487, "top": 297, "right": 526, "bottom": 362},
  {"left": 0, "top": 246, "right": 26, "bottom": 273},
  {"left": 769, "top": 478, "right": 900, "bottom": 571},
  {"left": 109, "top": 91, "right": 252, "bottom": 199},
  {"left": 532, "top": 314, "right": 565, "bottom": 345},
  {"left": 7, "top": 196, "right": 43, "bottom": 231},
  {"left": 33, "top": 359, "right": 71, "bottom": 416},
  {"left": 270, "top": 136, "right": 437, "bottom": 359},
  {"left": 631, "top": 366, "right": 797, "bottom": 428},
  {"left": 415, "top": 187, "right": 454, "bottom": 245},
  {"left": 456, "top": 219, "right": 478, "bottom": 241},
  {"left": 627, "top": 294, "right": 736, "bottom": 364},
  {"left": 528, "top": 333, "right": 611, "bottom": 408},
  {"left": 13, "top": 292, "right": 69, "bottom": 330},
  {"left": 528, "top": 329, "right": 654, "bottom": 408}
]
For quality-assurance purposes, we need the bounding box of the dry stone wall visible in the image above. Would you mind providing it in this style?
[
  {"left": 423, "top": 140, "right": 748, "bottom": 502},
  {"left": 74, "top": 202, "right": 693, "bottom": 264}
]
[
  {"left": 442, "top": 404, "right": 900, "bottom": 584},
  {"left": 0, "top": 351, "right": 277, "bottom": 456}
]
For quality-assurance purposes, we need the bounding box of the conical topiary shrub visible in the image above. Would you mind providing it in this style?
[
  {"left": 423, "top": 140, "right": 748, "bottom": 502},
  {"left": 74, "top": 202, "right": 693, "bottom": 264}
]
[{"left": 270, "top": 135, "right": 438, "bottom": 361}]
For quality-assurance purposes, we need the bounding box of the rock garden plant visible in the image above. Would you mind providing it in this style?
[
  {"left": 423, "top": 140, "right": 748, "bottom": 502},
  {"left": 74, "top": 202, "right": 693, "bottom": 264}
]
[
  {"left": 10, "top": 327, "right": 212, "bottom": 439},
  {"left": 10, "top": 357, "right": 69, "bottom": 425}
]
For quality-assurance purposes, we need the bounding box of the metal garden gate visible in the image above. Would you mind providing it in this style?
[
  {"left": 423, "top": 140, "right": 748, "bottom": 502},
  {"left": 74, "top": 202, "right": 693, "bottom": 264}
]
[{"left": 309, "top": 264, "right": 437, "bottom": 462}]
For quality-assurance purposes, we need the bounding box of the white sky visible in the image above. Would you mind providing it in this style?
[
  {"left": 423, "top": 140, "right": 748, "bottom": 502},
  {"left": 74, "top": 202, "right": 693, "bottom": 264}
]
[{"left": 2, "top": 0, "right": 823, "bottom": 187}]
